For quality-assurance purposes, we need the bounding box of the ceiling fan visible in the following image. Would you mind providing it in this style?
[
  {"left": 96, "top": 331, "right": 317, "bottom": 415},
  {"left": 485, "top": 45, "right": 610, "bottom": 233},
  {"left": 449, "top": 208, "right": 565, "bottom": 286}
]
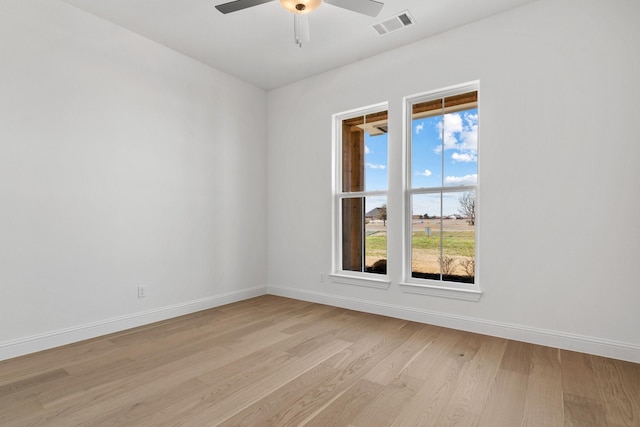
[{"left": 215, "top": 0, "right": 384, "bottom": 47}]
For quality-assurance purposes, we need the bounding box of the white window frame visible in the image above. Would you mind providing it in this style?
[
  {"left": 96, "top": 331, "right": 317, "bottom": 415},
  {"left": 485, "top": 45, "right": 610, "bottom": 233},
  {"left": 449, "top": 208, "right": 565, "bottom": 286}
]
[
  {"left": 400, "top": 82, "right": 483, "bottom": 301},
  {"left": 331, "top": 102, "right": 391, "bottom": 289}
]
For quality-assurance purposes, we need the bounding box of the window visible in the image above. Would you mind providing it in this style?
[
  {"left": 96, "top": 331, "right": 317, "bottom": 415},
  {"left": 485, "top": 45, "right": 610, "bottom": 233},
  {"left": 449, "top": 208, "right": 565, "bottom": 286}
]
[
  {"left": 332, "top": 104, "right": 389, "bottom": 286},
  {"left": 404, "top": 83, "right": 480, "bottom": 298},
  {"left": 331, "top": 83, "right": 480, "bottom": 299}
]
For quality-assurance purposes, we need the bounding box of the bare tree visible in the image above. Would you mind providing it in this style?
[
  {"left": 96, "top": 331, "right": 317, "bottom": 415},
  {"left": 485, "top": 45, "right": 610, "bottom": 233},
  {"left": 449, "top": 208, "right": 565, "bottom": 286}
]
[
  {"left": 458, "top": 192, "right": 476, "bottom": 226},
  {"left": 439, "top": 255, "right": 456, "bottom": 275},
  {"left": 459, "top": 257, "right": 475, "bottom": 277},
  {"left": 377, "top": 205, "right": 387, "bottom": 226}
]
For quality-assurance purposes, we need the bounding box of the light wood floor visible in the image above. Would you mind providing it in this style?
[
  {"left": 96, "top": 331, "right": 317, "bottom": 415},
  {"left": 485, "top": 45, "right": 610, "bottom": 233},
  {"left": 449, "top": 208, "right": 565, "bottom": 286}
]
[{"left": 1, "top": 295, "right": 638, "bottom": 426}]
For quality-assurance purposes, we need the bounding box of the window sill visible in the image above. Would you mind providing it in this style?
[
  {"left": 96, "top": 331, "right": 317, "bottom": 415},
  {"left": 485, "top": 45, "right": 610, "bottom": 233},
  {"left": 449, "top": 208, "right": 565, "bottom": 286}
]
[
  {"left": 329, "top": 274, "right": 391, "bottom": 290},
  {"left": 399, "top": 282, "right": 483, "bottom": 301}
]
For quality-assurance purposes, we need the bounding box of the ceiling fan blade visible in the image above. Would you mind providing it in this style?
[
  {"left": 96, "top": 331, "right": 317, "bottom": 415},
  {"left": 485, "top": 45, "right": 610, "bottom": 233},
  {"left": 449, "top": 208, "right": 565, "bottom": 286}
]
[
  {"left": 215, "top": 0, "right": 275, "bottom": 14},
  {"left": 294, "top": 14, "right": 311, "bottom": 47},
  {"left": 323, "top": 0, "right": 384, "bottom": 17}
]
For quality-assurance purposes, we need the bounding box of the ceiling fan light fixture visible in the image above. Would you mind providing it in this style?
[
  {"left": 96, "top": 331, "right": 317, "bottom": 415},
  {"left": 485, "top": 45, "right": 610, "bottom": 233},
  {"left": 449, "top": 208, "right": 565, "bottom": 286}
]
[{"left": 279, "top": 0, "right": 321, "bottom": 14}]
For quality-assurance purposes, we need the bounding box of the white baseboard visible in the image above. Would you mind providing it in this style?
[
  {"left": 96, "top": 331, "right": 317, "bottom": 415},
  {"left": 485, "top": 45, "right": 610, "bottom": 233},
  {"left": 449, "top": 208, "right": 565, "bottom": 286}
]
[
  {"left": 267, "top": 285, "right": 640, "bottom": 364},
  {"left": 0, "top": 286, "right": 267, "bottom": 361}
]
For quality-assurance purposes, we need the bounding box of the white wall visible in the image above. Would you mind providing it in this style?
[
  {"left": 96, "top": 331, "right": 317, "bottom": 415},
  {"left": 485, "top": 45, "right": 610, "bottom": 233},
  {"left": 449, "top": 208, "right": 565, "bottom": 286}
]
[
  {"left": 0, "top": 0, "right": 267, "bottom": 359},
  {"left": 267, "top": 0, "right": 640, "bottom": 362}
]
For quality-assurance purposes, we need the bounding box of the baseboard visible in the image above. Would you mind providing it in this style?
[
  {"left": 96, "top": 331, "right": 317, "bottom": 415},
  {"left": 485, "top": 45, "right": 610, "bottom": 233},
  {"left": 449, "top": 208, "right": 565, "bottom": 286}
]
[
  {"left": 0, "top": 286, "right": 267, "bottom": 361},
  {"left": 267, "top": 285, "right": 640, "bottom": 364}
]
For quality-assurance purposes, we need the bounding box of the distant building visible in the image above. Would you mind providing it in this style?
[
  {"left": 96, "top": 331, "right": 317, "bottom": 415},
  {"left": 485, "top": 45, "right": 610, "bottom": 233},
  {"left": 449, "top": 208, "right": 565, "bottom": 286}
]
[{"left": 365, "top": 207, "right": 383, "bottom": 220}]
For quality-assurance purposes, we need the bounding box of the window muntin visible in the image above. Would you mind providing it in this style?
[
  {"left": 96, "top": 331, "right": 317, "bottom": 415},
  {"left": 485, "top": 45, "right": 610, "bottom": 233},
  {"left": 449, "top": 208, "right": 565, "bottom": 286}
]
[
  {"left": 408, "top": 88, "right": 478, "bottom": 285},
  {"left": 335, "top": 107, "right": 388, "bottom": 276}
]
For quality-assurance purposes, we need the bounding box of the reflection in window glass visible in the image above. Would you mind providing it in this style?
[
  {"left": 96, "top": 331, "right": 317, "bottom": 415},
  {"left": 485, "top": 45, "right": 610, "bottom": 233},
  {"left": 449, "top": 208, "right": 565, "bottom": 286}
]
[
  {"left": 364, "top": 115, "right": 388, "bottom": 192},
  {"left": 342, "top": 112, "right": 388, "bottom": 193},
  {"left": 341, "top": 197, "right": 364, "bottom": 273}
]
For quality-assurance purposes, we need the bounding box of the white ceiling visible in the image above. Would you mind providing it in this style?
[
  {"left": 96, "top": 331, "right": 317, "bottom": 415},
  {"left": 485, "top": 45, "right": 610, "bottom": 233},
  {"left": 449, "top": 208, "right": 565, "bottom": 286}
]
[{"left": 62, "top": 0, "right": 538, "bottom": 90}]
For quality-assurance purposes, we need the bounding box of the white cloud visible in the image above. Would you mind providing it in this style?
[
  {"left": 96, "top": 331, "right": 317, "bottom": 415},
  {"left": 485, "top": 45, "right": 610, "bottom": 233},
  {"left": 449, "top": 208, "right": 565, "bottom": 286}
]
[
  {"left": 415, "top": 122, "right": 424, "bottom": 134},
  {"left": 460, "top": 126, "right": 477, "bottom": 151},
  {"left": 445, "top": 174, "right": 477, "bottom": 185},
  {"left": 451, "top": 152, "right": 477, "bottom": 163},
  {"left": 417, "top": 169, "right": 432, "bottom": 177},
  {"left": 365, "top": 145, "right": 370, "bottom": 154},
  {"left": 435, "top": 112, "right": 478, "bottom": 153},
  {"left": 460, "top": 113, "right": 478, "bottom": 151},
  {"left": 366, "top": 163, "right": 386, "bottom": 170},
  {"left": 436, "top": 113, "right": 463, "bottom": 152}
]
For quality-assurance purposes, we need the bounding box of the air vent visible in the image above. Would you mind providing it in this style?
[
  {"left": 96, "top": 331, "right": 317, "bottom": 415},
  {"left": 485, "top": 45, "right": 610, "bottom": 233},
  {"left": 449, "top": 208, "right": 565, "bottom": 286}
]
[{"left": 373, "top": 10, "right": 414, "bottom": 36}]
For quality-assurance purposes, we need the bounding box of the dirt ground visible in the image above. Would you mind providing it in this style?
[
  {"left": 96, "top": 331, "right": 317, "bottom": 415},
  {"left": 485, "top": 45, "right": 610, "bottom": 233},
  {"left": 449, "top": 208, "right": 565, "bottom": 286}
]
[
  {"left": 366, "top": 218, "right": 473, "bottom": 232},
  {"left": 366, "top": 253, "right": 472, "bottom": 276}
]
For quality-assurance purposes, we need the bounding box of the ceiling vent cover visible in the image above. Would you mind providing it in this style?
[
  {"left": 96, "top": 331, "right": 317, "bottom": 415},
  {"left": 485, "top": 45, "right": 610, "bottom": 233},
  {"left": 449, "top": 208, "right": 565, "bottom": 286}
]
[{"left": 373, "top": 10, "right": 414, "bottom": 35}]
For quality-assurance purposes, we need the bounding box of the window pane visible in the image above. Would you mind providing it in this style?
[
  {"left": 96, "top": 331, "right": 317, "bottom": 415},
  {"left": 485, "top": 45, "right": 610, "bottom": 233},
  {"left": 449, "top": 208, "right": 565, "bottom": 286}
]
[
  {"left": 442, "top": 106, "right": 478, "bottom": 187},
  {"left": 411, "top": 191, "right": 476, "bottom": 283},
  {"left": 442, "top": 191, "right": 475, "bottom": 283},
  {"left": 341, "top": 196, "right": 388, "bottom": 275},
  {"left": 411, "top": 193, "right": 441, "bottom": 279},
  {"left": 342, "top": 111, "right": 388, "bottom": 193},
  {"left": 412, "top": 100, "right": 443, "bottom": 189},
  {"left": 364, "top": 113, "right": 388, "bottom": 191},
  {"left": 341, "top": 197, "right": 364, "bottom": 272},
  {"left": 342, "top": 116, "right": 364, "bottom": 193},
  {"left": 365, "top": 196, "right": 387, "bottom": 274},
  {"left": 407, "top": 88, "right": 478, "bottom": 285}
]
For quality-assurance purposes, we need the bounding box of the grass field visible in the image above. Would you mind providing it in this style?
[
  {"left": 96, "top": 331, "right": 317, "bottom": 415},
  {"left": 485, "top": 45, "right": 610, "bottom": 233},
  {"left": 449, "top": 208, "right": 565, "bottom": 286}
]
[{"left": 365, "top": 230, "right": 474, "bottom": 256}]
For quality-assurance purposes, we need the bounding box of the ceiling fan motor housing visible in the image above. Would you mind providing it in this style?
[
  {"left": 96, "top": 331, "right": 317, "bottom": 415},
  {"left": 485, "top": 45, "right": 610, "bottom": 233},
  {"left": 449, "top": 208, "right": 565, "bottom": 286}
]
[{"left": 279, "top": 0, "right": 321, "bottom": 14}]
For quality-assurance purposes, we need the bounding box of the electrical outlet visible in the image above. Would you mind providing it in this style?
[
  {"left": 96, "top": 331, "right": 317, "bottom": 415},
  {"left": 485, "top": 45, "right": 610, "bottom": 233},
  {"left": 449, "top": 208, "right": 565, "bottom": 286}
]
[
  {"left": 137, "top": 286, "right": 146, "bottom": 298},
  {"left": 320, "top": 272, "right": 325, "bottom": 282}
]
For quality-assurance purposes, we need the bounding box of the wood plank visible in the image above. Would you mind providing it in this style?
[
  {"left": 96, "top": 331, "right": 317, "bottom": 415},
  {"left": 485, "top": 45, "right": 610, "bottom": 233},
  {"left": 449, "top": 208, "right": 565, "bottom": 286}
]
[
  {"left": 0, "top": 369, "right": 69, "bottom": 398},
  {"left": 216, "top": 363, "right": 340, "bottom": 427},
  {"left": 399, "top": 327, "right": 466, "bottom": 381},
  {"left": 388, "top": 331, "right": 483, "bottom": 426},
  {"left": 303, "top": 379, "right": 385, "bottom": 427},
  {"left": 432, "top": 335, "right": 508, "bottom": 427},
  {"left": 363, "top": 322, "right": 441, "bottom": 385},
  {"left": 0, "top": 338, "right": 116, "bottom": 386},
  {"left": 522, "top": 346, "right": 564, "bottom": 427},
  {"left": 351, "top": 375, "right": 422, "bottom": 427},
  {"left": 592, "top": 355, "right": 640, "bottom": 426},
  {"left": 390, "top": 352, "right": 466, "bottom": 426},
  {"left": 0, "top": 400, "right": 44, "bottom": 427},
  {"left": 474, "top": 340, "right": 534, "bottom": 427},
  {"left": 561, "top": 349, "right": 601, "bottom": 400},
  {"left": 499, "top": 340, "right": 534, "bottom": 375},
  {"left": 563, "top": 393, "right": 607, "bottom": 427}
]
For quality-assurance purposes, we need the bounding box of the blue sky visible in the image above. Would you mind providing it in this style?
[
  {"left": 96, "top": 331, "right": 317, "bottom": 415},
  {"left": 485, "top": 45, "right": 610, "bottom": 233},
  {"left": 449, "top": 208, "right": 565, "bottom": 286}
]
[
  {"left": 412, "top": 108, "right": 478, "bottom": 217},
  {"left": 363, "top": 130, "right": 388, "bottom": 212},
  {"left": 362, "top": 108, "right": 478, "bottom": 217}
]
